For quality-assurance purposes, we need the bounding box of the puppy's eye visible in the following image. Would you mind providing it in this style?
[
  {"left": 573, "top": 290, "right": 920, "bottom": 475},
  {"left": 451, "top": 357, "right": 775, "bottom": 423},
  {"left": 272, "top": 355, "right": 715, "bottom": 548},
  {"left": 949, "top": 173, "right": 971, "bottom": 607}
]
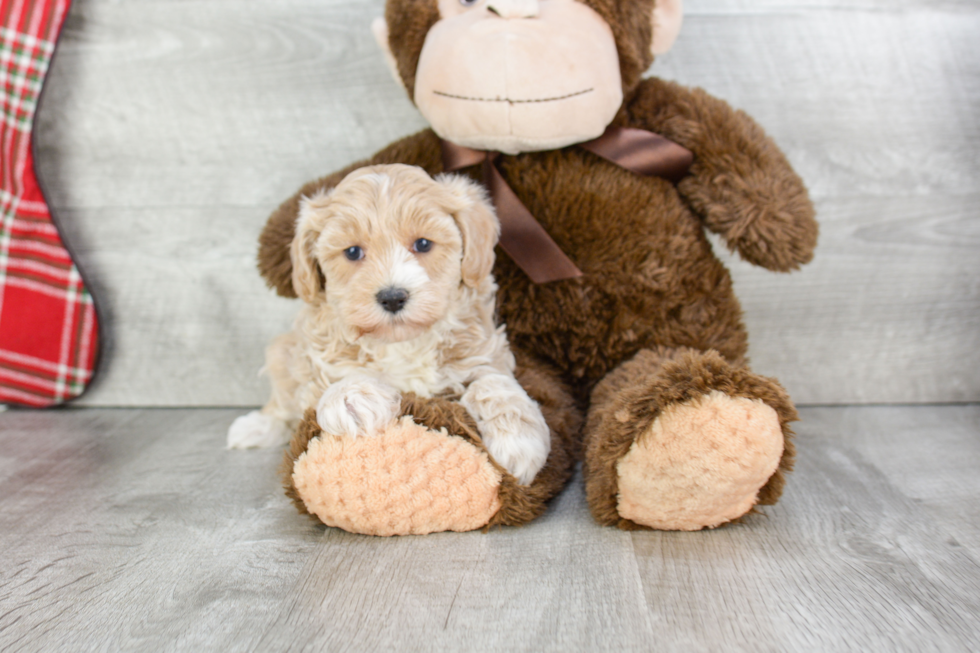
[
  {"left": 343, "top": 246, "right": 364, "bottom": 261},
  {"left": 459, "top": 0, "right": 480, "bottom": 6},
  {"left": 412, "top": 238, "right": 433, "bottom": 253}
]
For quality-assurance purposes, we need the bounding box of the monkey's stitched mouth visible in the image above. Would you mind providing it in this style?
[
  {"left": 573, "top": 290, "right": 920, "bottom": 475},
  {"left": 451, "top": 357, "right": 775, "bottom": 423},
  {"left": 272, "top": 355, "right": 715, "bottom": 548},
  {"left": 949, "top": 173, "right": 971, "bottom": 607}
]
[{"left": 433, "top": 88, "right": 594, "bottom": 104}]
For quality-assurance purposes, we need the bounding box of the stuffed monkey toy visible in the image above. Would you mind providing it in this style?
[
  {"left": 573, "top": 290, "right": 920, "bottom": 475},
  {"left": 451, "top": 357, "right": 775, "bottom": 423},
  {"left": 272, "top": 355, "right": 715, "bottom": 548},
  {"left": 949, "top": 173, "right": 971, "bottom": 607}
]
[{"left": 261, "top": 0, "right": 817, "bottom": 534}]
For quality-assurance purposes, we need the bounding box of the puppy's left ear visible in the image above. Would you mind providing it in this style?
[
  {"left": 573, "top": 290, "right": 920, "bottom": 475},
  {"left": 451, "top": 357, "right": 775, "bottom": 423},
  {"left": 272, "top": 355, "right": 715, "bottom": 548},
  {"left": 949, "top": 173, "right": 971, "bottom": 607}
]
[{"left": 436, "top": 174, "right": 500, "bottom": 288}]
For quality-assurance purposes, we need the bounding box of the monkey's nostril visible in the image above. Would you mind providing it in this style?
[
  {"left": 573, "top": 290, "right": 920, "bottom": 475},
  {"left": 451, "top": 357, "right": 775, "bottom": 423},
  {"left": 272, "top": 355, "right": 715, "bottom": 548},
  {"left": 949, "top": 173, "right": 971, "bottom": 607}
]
[{"left": 376, "top": 287, "right": 410, "bottom": 314}]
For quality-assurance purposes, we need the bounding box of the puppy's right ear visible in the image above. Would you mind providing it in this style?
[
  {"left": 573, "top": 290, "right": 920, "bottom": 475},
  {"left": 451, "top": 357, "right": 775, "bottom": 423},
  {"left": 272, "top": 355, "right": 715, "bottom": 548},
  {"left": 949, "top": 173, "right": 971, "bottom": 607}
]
[
  {"left": 435, "top": 174, "right": 500, "bottom": 288},
  {"left": 291, "top": 193, "right": 330, "bottom": 302}
]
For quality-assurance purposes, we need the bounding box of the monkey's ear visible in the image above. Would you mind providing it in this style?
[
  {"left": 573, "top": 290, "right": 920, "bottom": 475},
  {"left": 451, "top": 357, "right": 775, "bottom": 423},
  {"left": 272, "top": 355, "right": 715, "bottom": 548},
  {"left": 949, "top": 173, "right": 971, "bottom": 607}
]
[
  {"left": 436, "top": 174, "right": 500, "bottom": 289},
  {"left": 371, "top": 17, "right": 407, "bottom": 92},
  {"left": 291, "top": 193, "right": 331, "bottom": 303},
  {"left": 651, "top": 0, "right": 683, "bottom": 56}
]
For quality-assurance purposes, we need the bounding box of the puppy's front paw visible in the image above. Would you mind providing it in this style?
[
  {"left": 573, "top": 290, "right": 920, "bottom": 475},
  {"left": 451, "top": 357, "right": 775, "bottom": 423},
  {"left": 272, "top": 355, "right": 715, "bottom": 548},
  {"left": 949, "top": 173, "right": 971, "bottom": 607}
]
[
  {"left": 461, "top": 375, "right": 550, "bottom": 485},
  {"left": 227, "top": 411, "right": 291, "bottom": 449},
  {"left": 316, "top": 376, "right": 401, "bottom": 438}
]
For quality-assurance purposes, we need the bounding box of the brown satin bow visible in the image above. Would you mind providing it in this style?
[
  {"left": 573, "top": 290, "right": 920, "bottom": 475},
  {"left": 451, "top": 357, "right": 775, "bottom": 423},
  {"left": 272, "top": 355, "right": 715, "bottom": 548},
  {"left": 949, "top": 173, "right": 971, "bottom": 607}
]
[{"left": 441, "top": 126, "right": 694, "bottom": 284}]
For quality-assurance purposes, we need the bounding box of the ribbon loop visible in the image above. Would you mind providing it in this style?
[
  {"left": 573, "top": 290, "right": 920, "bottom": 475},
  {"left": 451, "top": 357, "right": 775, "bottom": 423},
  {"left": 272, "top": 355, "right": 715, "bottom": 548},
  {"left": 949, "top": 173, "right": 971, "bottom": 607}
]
[
  {"left": 440, "top": 139, "right": 486, "bottom": 171},
  {"left": 579, "top": 127, "right": 694, "bottom": 183}
]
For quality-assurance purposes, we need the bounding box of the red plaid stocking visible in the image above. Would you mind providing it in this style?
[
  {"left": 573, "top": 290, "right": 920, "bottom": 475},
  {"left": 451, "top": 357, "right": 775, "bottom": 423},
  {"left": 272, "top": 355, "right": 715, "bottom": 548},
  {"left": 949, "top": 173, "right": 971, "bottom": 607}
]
[{"left": 1, "top": 0, "right": 99, "bottom": 407}]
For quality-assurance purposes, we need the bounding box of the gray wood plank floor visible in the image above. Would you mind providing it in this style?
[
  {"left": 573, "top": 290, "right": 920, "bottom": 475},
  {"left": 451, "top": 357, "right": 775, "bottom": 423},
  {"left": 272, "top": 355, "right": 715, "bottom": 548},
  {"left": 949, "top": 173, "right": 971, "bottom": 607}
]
[
  {"left": 32, "top": 0, "right": 980, "bottom": 407},
  {"left": 1, "top": 405, "right": 978, "bottom": 652}
]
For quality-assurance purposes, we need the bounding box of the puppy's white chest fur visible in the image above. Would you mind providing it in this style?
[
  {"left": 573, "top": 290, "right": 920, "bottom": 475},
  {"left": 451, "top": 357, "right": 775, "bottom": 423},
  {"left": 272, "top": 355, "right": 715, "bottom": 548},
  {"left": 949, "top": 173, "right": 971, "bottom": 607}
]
[{"left": 318, "top": 328, "right": 475, "bottom": 398}]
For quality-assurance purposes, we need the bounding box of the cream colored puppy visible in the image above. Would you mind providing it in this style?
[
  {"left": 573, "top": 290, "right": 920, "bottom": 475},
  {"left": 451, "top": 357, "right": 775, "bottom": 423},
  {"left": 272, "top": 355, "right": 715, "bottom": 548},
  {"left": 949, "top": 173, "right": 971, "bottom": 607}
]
[{"left": 227, "top": 164, "right": 550, "bottom": 485}]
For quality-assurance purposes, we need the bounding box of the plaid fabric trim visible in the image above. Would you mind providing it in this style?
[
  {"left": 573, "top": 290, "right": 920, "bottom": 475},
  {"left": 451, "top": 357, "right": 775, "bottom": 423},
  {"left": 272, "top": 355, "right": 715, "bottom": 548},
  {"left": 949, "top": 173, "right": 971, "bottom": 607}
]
[
  {"left": 0, "top": 24, "right": 52, "bottom": 132},
  {"left": 0, "top": 0, "right": 99, "bottom": 407}
]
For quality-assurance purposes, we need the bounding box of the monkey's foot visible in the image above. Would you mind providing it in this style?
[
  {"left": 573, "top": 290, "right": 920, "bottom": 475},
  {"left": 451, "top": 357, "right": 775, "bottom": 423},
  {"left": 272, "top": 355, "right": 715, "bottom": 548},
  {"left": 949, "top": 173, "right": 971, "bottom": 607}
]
[
  {"left": 283, "top": 381, "right": 579, "bottom": 536},
  {"left": 616, "top": 391, "right": 783, "bottom": 530},
  {"left": 292, "top": 416, "right": 502, "bottom": 536},
  {"left": 584, "top": 348, "right": 798, "bottom": 531}
]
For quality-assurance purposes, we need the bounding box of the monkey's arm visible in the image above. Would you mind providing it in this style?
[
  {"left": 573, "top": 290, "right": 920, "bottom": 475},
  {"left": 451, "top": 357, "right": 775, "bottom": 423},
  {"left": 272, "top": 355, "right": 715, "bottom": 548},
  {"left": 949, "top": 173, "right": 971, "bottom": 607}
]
[
  {"left": 626, "top": 78, "right": 817, "bottom": 272},
  {"left": 258, "top": 129, "right": 444, "bottom": 297}
]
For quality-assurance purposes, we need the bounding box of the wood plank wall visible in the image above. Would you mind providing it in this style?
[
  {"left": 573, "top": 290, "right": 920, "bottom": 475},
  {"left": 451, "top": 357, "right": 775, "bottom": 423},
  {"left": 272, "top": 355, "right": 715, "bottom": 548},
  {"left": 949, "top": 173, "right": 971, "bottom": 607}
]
[{"left": 33, "top": 0, "right": 980, "bottom": 407}]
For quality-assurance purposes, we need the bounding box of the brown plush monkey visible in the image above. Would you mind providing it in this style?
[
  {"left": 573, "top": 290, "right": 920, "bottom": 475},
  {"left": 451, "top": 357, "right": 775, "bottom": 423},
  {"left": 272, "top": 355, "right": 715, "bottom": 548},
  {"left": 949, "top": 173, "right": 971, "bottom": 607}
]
[{"left": 264, "top": 0, "right": 817, "bottom": 534}]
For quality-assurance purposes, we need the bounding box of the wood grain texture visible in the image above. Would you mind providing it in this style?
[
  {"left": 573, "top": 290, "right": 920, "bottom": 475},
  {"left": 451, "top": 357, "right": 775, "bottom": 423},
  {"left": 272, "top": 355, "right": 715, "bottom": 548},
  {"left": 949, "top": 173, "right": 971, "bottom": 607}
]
[
  {"left": 30, "top": 0, "right": 980, "bottom": 406},
  {"left": 632, "top": 406, "right": 980, "bottom": 651},
  {"left": 1, "top": 405, "right": 979, "bottom": 651}
]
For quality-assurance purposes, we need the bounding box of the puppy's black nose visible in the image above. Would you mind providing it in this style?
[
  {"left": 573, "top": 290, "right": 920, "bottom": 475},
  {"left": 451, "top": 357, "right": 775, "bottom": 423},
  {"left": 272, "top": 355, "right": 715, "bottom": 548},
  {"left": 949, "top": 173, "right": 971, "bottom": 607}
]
[{"left": 376, "top": 287, "right": 409, "bottom": 313}]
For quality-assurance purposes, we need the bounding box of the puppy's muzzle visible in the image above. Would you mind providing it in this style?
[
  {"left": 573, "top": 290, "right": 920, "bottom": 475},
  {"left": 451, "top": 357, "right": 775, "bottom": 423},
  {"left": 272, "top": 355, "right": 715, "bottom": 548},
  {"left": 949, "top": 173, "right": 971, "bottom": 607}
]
[{"left": 376, "top": 287, "right": 410, "bottom": 314}]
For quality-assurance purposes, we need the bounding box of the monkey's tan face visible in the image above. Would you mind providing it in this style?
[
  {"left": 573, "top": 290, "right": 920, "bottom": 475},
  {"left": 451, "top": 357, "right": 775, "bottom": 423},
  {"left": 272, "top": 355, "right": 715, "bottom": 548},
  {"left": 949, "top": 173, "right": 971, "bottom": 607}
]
[{"left": 415, "top": 0, "right": 623, "bottom": 155}]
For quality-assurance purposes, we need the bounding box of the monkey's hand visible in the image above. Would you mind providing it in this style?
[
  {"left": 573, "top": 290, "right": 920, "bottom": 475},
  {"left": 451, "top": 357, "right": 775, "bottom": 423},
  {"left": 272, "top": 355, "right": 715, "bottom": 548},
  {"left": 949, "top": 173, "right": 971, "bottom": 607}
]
[{"left": 629, "top": 77, "right": 818, "bottom": 272}]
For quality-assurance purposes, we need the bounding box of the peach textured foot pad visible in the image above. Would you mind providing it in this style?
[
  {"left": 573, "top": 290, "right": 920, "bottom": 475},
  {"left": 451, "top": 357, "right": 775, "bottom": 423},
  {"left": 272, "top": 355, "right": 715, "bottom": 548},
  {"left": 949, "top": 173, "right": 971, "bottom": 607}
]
[
  {"left": 292, "top": 416, "right": 503, "bottom": 536},
  {"left": 616, "top": 390, "right": 783, "bottom": 531}
]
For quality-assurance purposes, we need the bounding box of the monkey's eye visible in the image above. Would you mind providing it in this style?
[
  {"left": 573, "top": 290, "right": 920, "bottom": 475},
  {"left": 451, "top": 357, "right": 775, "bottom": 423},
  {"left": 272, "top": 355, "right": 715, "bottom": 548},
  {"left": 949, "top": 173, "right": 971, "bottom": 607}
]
[
  {"left": 412, "top": 238, "right": 433, "bottom": 253},
  {"left": 343, "top": 246, "right": 364, "bottom": 261}
]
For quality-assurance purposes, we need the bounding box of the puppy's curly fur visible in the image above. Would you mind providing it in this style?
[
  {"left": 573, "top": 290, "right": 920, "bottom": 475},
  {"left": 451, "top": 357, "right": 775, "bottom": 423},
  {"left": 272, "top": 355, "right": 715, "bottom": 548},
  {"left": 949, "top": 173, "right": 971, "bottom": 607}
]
[{"left": 228, "top": 164, "right": 551, "bottom": 485}]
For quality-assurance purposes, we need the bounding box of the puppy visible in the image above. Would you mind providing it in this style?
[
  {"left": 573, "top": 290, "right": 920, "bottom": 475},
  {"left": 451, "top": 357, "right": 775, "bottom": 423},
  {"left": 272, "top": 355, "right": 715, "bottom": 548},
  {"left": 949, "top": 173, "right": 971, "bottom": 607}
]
[{"left": 227, "top": 164, "right": 550, "bottom": 485}]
